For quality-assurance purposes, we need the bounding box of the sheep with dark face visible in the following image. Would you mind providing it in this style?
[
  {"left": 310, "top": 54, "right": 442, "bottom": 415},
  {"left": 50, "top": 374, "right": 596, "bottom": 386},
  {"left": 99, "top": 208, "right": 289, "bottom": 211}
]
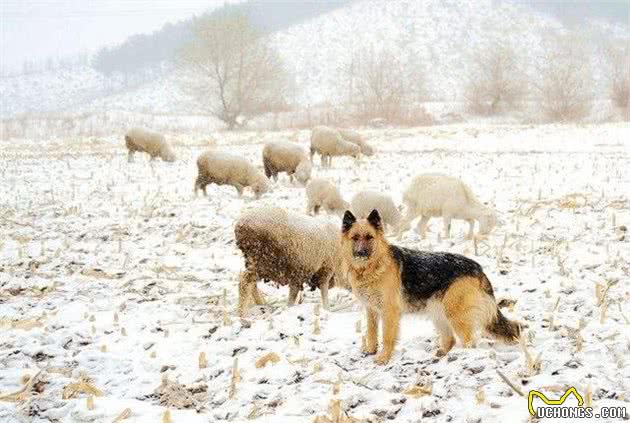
[
  {"left": 125, "top": 128, "right": 176, "bottom": 162},
  {"left": 195, "top": 150, "right": 270, "bottom": 199},
  {"left": 396, "top": 173, "right": 498, "bottom": 239},
  {"left": 310, "top": 126, "right": 360, "bottom": 168},
  {"left": 234, "top": 206, "right": 346, "bottom": 316},
  {"left": 262, "top": 141, "right": 312, "bottom": 184}
]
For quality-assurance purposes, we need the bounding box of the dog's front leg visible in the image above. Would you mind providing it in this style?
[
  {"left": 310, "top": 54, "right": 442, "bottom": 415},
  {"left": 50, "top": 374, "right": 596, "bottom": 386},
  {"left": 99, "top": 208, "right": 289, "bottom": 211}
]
[
  {"left": 363, "top": 308, "right": 378, "bottom": 355},
  {"left": 375, "top": 306, "right": 400, "bottom": 365}
]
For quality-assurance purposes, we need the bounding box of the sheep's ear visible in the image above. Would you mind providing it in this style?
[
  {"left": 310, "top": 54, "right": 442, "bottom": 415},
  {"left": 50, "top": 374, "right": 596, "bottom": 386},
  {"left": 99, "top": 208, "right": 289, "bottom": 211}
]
[
  {"left": 367, "top": 209, "right": 382, "bottom": 231},
  {"left": 342, "top": 210, "right": 356, "bottom": 233}
]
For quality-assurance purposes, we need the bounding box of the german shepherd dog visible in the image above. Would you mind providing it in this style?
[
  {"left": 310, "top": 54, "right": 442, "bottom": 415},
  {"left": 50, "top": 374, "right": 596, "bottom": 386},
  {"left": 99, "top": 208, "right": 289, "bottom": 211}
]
[{"left": 340, "top": 209, "right": 520, "bottom": 365}]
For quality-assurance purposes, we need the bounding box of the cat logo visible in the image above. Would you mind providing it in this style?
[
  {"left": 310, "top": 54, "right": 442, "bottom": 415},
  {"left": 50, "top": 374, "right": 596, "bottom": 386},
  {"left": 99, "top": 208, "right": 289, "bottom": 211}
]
[{"left": 528, "top": 387, "right": 584, "bottom": 416}]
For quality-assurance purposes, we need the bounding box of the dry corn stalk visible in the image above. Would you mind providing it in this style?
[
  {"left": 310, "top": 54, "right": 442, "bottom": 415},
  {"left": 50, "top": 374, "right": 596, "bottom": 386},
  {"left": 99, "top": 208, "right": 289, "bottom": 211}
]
[
  {"left": 403, "top": 384, "right": 432, "bottom": 398},
  {"left": 62, "top": 376, "right": 103, "bottom": 399},
  {"left": 520, "top": 334, "right": 542, "bottom": 375},
  {"left": 229, "top": 358, "right": 239, "bottom": 399},
  {"left": 255, "top": 352, "right": 280, "bottom": 369},
  {"left": 475, "top": 387, "right": 485, "bottom": 404},
  {"left": 86, "top": 395, "right": 95, "bottom": 410},
  {"left": 112, "top": 408, "right": 131, "bottom": 422},
  {"left": 0, "top": 370, "right": 43, "bottom": 402},
  {"left": 199, "top": 352, "right": 207, "bottom": 369}
]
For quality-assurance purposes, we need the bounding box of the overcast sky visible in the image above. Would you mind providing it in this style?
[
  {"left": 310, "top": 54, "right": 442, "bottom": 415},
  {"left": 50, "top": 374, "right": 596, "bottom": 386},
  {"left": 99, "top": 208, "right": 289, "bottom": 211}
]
[{"left": 0, "top": 0, "right": 237, "bottom": 72}]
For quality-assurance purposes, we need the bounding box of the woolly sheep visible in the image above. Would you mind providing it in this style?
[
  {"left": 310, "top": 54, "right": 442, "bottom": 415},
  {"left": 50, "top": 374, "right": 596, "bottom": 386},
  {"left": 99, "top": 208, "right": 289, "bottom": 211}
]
[
  {"left": 310, "top": 126, "right": 360, "bottom": 168},
  {"left": 195, "top": 150, "right": 270, "bottom": 199},
  {"left": 396, "top": 173, "right": 497, "bottom": 239},
  {"left": 125, "top": 127, "right": 176, "bottom": 162},
  {"left": 305, "top": 178, "right": 349, "bottom": 217},
  {"left": 350, "top": 190, "right": 401, "bottom": 232},
  {"left": 262, "top": 141, "right": 312, "bottom": 184},
  {"left": 338, "top": 128, "right": 375, "bottom": 156},
  {"left": 235, "top": 206, "right": 346, "bottom": 316}
]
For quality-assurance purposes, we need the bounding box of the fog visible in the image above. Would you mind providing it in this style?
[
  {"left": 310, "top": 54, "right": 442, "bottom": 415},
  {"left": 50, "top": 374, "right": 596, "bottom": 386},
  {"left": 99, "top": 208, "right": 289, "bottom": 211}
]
[{"left": 0, "top": 0, "right": 232, "bottom": 73}]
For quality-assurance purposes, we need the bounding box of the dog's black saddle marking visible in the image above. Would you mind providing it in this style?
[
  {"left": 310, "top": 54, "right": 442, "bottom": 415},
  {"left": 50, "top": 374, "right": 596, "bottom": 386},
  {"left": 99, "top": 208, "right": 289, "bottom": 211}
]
[{"left": 389, "top": 245, "right": 485, "bottom": 300}]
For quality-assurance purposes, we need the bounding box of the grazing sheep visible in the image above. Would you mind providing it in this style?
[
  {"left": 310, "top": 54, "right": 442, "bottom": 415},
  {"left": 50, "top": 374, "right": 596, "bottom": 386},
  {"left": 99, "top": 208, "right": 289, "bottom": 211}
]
[
  {"left": 350, "top": 190, "right": 401, "bottom": 232},
  {"left": 235, "top": 206, "right": 345, "bottom": 316},
  {"left": 338, "top": 128, "right": 375, "bottom": 156},
  {"left": 262, "top": 141, "right": 312, "bottom": 184},
  {"left": 125, "top": 127, "right": 176, "bottom": 162},
  {"left": 195, "top": 150, "right": 270, "bottom": 199},
  {"left": 397, "top": 173, "right": 497, "bottom": 239},
  {"left": 310, "top": 126, "right": 360, "bottom": 168},
  {"left": 305, "top": 178, "right": 349, "bottom": 216}
]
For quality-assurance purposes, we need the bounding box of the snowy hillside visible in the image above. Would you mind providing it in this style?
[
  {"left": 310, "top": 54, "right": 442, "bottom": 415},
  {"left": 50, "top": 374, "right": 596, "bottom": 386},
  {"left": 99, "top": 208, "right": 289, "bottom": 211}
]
[
  {"left": 0, "top": 67, "right": 177, "bottom": 118},
  {"left": 272, "top": 0, "right": 563, "bottom": 104},
  {"left": 2, "top": 0, "right": 626, "bottom": 119}
]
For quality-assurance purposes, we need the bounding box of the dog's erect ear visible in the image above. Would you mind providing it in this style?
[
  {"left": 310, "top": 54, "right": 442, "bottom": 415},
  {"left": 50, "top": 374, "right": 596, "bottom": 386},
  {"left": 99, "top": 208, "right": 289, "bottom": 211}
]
[
  {"left": 367, "top": 209, "right": 382, "bottom": 231},
  {"left": 342, "top": 210, "right": 356, "bottom": 233}
]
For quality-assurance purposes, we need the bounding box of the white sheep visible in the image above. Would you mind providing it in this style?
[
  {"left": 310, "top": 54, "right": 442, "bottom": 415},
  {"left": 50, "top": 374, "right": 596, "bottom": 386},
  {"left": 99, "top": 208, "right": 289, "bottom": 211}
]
[
  {"left": 305, "top": 178, "right": 349, "bottom": 216},
  {"left": 262, "top": 141, "right": 312, "bottom": 184},
  {"left": 235, "top": 206, "right": 346, "bottom": 316},
  {"left": 125, "top": 127, "right": 176, "bottom": 162},
  {"left": 338, "top": 128, "right": 375, "bottom": 156},
  {"left": 397, "top": 173, "right": 497, "bottom": 239},
  {"left": 350, "top": 190, "right": 401, "bottom": 232},
  {"left": 195, "top": 150, "right": 270, "bottom": 199},
  {"left": 310, "top": 126, "right": 360, "bottom": 168}
]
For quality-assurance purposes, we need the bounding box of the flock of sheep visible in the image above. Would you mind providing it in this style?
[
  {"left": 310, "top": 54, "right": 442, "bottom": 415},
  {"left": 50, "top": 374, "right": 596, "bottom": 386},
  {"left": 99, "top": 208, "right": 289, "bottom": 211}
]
[{"left": 124, "top": 126, "right": 498, "bottom": 315}]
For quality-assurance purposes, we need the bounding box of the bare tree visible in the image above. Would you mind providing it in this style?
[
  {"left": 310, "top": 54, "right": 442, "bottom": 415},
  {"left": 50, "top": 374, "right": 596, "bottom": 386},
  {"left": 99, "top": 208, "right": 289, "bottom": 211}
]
[
  {"left": 340, "top": 47, "right": 424, "bottom": 124},
  {"left": 179, "top": 13, "right": 290, "bottom": 129},
  {"left": 534, "top": 32, "right": 593, "bottom": 122},
  {"left": 605, "top": 38, "right": 630, "bottom": 109},
  {"left": 464, "top": 42, "right": 524, "bottom": 114}
]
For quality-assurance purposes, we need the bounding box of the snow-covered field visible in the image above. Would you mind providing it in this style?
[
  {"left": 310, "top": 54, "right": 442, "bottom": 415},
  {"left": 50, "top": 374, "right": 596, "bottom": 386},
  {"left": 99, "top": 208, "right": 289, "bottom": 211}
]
[{"left": 1, "top": 123, "right": 629, "bottom": 423}]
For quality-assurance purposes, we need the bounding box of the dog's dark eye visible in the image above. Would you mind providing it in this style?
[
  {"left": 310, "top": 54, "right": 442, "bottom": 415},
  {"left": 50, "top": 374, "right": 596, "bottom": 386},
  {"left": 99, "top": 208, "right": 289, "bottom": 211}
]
[
  {"left": 352, "top": 235, "right": 359, "bottom": 241},
  {"left": 365, "top": 234, "right": 373, "bottom": 241}
]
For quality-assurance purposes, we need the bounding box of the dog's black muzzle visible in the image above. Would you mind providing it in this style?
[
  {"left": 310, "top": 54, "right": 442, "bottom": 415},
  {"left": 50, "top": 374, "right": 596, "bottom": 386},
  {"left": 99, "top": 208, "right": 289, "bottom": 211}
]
[{"left": 353, "top": 249, "right": 370, "bottom": 259}]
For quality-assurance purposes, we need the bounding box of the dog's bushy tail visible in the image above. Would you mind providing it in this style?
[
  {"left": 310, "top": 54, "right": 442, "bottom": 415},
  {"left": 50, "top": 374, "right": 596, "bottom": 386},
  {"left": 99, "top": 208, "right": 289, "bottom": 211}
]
[
  {"left": 479, "top": 273, "right": 520, "bottom": 344},
  {"left": 486, "top": 308, "right": 520, "bottom": 344}
]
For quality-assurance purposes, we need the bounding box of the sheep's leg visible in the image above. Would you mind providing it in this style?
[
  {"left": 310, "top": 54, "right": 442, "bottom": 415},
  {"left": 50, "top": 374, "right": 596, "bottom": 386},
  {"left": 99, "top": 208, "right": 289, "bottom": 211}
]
[
  {"left": 443, "top": 216, "right": 452, "bottom": 239},
  {"left": 328, "top": 156, "right": 333, "bottom": 168},
  {"left": 466, "top": 219, "right": 475, "bottom": 240},
  {"left": 319, "top": 276, "right": 330, "bottom": 310},
  {"left": 127, "top": 151, "right": 134, "bottom": 163},
  {"left": 252, "top": 284, "right": 266, "bottom": 305},
  {"left": 313, "top": 205, "right": 321, "bottom": 215},
  {"left": 234, "top": 184, "right": 244, "bottom": 197},
  {"left": 287, "top": 284, "right": 300, "bottom": 306},
  {"left": 416, "top": 216, "right": 430, "bottom": 239},
  {"left": 238, "top": 270, "right": 257, "bottom": 317},
  {"left": 193, "top": 176, "right": 202, "bottom": 196},
  {"left": 320, "top": 155, "right": 327, "bottom": 167}
]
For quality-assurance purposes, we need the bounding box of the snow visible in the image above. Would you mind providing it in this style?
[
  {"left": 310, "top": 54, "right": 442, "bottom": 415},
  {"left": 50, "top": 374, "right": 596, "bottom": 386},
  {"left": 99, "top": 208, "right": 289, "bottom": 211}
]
[
  {"left": 2, "top": 0, "right": 627, "bottom": 120},
  {"left": 1, "top": 122, "right": 629, "bottom": 422}
]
